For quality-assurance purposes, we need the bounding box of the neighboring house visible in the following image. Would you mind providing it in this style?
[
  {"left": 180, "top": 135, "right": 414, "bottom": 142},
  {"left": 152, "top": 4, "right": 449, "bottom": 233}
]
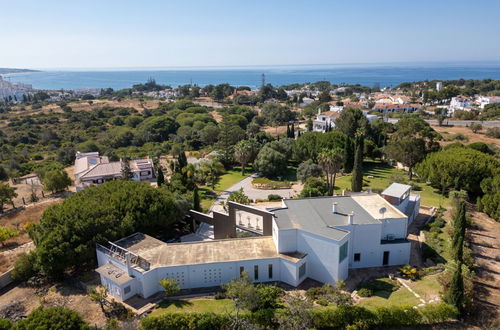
[
  {"left": 313, "top": 110, "right": 340, "bottom": 132},
  {"left": 436, "top": 82, "right": 443, "bottom": 91},
  {"left": 373, "top": 103, "right": 420, "bottom": 113},
  {"left": 449, "top": 96, "right": 473, "bottom": 114},
  {"left": 74, "top": 151, "right": 153, "bottom": 190},
  {"left": 477, "top": 95, "right": 500, "bottom": 109},
  {"left": 381, "top": 183, "right": 420, "bottom": 224},
  {"left": 96, "top": 187, "right": 412, "bottom": 301}
]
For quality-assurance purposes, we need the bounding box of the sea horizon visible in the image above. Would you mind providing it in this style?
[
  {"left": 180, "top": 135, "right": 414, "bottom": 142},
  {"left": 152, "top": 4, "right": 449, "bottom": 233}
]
[{"left": 3, "top": 61, "right": 500, "bottom": 90}]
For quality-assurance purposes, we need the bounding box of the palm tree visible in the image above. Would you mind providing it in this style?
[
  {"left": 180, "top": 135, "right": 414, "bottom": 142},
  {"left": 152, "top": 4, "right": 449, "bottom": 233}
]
[
  {"left": 318, "top": 148, "right": 344, "bottom": 196},
  {"left": 234, "top": 139, "right": 259, "bottom": 175},
  {"left": 202, "top": 160, "right": 225, "bottom": 190}
]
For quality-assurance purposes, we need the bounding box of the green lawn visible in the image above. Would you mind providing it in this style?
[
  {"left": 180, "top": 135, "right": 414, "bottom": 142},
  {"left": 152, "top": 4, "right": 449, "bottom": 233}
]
[
  {"left": 150, "top": 299, "right": 234, "bottom": 316},
  {"left": 407, "top": 275, "right": 442, "bottom": 302},
  {"left": 357, "top": 286, "right": 420, "bottom": 309},
  {"left": 213, "top": 169, "right": 248, "bottom": 193},
  {"left": 334, "top": 161, "right": 450, "bottom": 207}
]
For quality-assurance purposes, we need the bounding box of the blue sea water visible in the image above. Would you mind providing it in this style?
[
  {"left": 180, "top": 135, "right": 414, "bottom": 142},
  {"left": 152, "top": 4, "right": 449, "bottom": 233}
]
[{"left": 3, "top": 63, "right": 500, "bottom": 90}]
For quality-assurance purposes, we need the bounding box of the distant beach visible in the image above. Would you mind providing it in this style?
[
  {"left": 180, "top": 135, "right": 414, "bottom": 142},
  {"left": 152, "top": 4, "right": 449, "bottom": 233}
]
[{"left": 3, "top": 63, "right": 500, "bottom": 90}]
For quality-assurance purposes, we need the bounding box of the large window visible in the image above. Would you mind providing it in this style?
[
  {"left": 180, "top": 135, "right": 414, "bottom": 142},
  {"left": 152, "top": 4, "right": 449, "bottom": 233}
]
[
  {"left": 339, "top": 241, "right": 348, "bottom": 263},
  {"left": 299, "top": 263, "right": 306, "bottom": 278}
]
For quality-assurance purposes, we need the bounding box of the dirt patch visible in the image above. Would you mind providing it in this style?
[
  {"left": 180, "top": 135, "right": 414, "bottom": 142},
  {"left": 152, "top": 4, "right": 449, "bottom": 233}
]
[
  {"left": 11, "top": 99, "right": 162, "bottom": 116},
  {"left": 468, "top": 210, "right": 500, "bottom": 325},
  {"left": 0, "top": 198, "right": 63, "bottom": 253},
  {"left": 432, "top": 125, "right": 500, "bottom": 148},
  {"left": 0, "top": 283, "right": 107, "bottom": 327}
]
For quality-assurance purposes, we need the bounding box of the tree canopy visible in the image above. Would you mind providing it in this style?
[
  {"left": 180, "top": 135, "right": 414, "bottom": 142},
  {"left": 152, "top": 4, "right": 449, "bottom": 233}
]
[{"left": 29, "top": 180, "right": 186, "bottom": 276}]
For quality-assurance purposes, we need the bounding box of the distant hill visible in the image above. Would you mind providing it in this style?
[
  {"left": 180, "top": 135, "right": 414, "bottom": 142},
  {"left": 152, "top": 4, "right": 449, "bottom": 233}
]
[{"left": 0, "top": 68, "right": 40, "bottom": 74}]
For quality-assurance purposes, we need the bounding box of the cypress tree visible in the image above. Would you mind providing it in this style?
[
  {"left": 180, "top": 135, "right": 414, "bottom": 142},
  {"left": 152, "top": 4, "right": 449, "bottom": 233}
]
[
  {"left": 291, "top": 123, "right": 295, "bottom": 138},
  {"left": 178, "top": 151, "right": 187, "bottom": 170},
  {"left": 157, "top": 167, "right": 165, "bottom": 186},
  {"left": 452, "top": 202, "right": 467, "bottom": 262},
  {"left": 193, "top": 185, "right": 201, "bottom": 212},
  {"left": 351, "top": 133, "right": 364, "bottom": 192},
  {"left": 286, "top": 124, "right": 291, "bottom": 138},
  {"left": 343, "top": 137, "right": 354, "bottom": 173},
  {"left": 446, "top": 262, "right": 464, "bottom": 314}
]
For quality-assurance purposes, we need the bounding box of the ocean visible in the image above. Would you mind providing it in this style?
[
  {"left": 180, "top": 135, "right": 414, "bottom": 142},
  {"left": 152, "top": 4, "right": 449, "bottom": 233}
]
[{"left": 3, "top": 63, "right": 500, "bottom": 90}]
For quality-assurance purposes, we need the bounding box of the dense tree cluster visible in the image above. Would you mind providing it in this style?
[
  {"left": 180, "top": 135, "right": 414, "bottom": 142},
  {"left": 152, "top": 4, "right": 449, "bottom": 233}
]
[{"left": 27, "top": 180, "right": 187, "bottom": 277}]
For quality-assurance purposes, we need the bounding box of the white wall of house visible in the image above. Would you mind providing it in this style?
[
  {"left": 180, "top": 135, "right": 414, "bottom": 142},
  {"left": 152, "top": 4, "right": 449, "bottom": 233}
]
[
  {"left": 296, "top": 230, "right": 344, "bottom": 284},
  {"left": 379, "top": 242, "right": 411, "bottom": 266},
  {"left": 380, "top": 217, "right": 408, "bottom": 240}
]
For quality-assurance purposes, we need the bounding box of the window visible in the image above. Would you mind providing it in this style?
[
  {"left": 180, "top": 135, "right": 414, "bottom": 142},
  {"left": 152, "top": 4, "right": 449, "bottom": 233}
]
[
  {"left": 299, "top": 263, "right": 306, "bottom": 278},
  {"left": 254, "top": 265, "right": 259, "bottom": 280},
  {"left": 339, "top": 241, "right": 348, "bottom": 263},
  {"left": 124, "top": 286, "right": 131, "bottom": 294},
  {"left": 239, "top": 266, "right": 244, "bottom": 275},
  {"left": 268, "top": 264, "right": 273, "bottom": 279},
  {"left": 354, "top": 253, "right": 361, "bottom": 262}
]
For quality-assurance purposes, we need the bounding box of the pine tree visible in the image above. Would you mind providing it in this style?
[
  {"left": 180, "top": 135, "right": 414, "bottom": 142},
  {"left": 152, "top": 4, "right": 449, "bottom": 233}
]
[
  {"left": 343, "top": 137, "right": 354, "bottom": 173},
  {"left": 446, "top": 262, "right": 464, "bottom": 314},
  {"left": 193, "top": 185, "right": 201, "bottom": 212},
  {"left": 351, "top": 132, "right": 364, "bottom": 192},
  {"left": 157, "top": 167, "right": 165, "bottom": 186}
]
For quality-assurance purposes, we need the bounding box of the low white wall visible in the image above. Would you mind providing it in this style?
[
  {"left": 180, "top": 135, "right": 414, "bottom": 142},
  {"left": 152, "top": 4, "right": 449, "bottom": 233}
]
[{"left": 0, "top": 268, "right": 14, "bottom": 289}]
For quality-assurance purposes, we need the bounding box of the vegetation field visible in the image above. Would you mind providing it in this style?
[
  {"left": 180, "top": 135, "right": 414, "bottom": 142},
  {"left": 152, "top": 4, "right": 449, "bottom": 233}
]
[
  {"left": 150, "top": 299, "right": 234, "bottom": 316},
  {"left": 333, "top": 161, "right": 451, "bottom": 207}
]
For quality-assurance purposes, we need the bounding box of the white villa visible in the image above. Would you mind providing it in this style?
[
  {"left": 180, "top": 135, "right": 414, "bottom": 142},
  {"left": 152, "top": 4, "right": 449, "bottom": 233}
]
[
  {"left": 96, "top": 183, "right": 419, "bottom": 302},
  {"left": 312, "top": 110, "right": 340, "bottom": 132},
  {"left": 74, "top": 151, "right": 154, "bottom": 190},
  {"left": 449, "top": 96, "right": 473, "bottom": 114}
]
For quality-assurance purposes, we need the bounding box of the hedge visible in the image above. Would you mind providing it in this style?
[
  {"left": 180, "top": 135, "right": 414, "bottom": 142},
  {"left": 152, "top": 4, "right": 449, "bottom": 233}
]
[{"left": 141, "top": 303, "right": 457, "bottom": 329}]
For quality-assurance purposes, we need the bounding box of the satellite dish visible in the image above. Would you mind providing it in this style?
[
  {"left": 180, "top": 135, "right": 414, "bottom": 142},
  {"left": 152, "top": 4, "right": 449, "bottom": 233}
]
[{"left": 379, "top": 207, "right": 387, "bottom": 218}]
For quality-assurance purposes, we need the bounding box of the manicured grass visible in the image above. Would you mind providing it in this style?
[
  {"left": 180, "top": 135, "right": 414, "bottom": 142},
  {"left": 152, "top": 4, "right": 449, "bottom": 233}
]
[
  {"left": 407, "top": 275, "right": 442, "bottom": 302},
  {"left": 333, "top": 161, "right": 450, "bottom": 207},
  {"left": 357, "top": 286, "right": 420, "bottom": 309},
  {"left": 213, "top": 168, "right": 249, "bottom": 193},
  {"left": 150, "top": 299, "right": 234, "bottom": 316}
]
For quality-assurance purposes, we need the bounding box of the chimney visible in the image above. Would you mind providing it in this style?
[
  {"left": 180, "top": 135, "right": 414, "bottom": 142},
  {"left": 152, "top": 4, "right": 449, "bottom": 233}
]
[
  {"left": 348, "top": 212, "right": 354, "bottom": 225},
  {"left": 332, "top": 202, "right": 338, "bottom": 213}
]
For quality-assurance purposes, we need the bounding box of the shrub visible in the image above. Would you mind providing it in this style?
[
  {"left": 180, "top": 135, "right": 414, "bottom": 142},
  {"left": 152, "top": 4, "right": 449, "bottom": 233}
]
[
  {"left": 0, "top": 319, "right": 11, "bottom": 330},
  {"left": 214, "top": 291, "right": 225, "bottom": 300},
  {"left": 485, "top": 127, "right": 500, "bottom": 138},
  {"left": 420, "top": 303, "right": 458, "bottom": 324},
  {"left": 316, "top": 297, "right": 329, "bottom": 306},
  {"left": 251, "top": 177, "right": 291, "bottom": 189},
  {"left": 267, "top": 194, "right": 282, "bottom": 201},
  {"left": 373, "top": 305, "right": 422, "bottom": 326},
  {"left": 400, "top": 265, "right": 419, "bottom": 280},
  {"left": 141, "top": 312, "right": 229, "bottom": 330},
  {"left": 357, "top": 288, "right": 373, "bottom": 297},
  {"left": 11, "top": 252, "right": 37, "bottom": 282},
  {"left": 14, "top": 306, "right": 89, "bottom": 329}
]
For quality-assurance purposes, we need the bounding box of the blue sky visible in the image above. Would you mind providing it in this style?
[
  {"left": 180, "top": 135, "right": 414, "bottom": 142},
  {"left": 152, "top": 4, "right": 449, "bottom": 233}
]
[{"left": 2, "top": 0, "right": 500, "bottom": 69}]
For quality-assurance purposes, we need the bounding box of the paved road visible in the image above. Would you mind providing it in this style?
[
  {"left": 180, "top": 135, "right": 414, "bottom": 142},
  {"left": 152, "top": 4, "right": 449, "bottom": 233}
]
[{"left": 388, "top": 118, "right": 500, "bottom": 127}]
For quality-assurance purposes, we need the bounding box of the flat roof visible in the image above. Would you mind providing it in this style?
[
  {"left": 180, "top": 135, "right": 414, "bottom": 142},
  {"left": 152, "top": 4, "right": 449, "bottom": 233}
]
[
  {"left": 96, "top": 262, "right": 134, "bottom": 285},
  {"left": 273, "top": 194, "right": 406, "bottom": 241},
  {"left": 382, "top": 183, "right": 411, "bottom": 198},
  {"left": 114, "top": 234, "right": 303, "bottom": 268}
]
